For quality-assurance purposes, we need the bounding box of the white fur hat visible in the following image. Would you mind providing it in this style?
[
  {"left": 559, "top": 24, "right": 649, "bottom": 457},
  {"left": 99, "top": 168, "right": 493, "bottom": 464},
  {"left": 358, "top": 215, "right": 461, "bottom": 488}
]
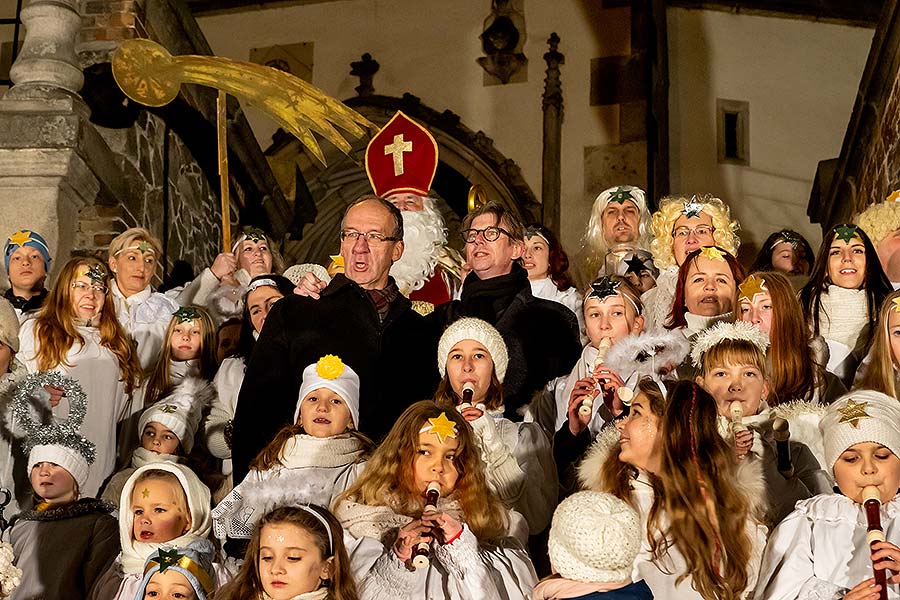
[
  {"left": 138, "top": 379, "right": 213, "bottom": 454},
  {"left": 29, "top": 444, "right": 91, "bottom": 492},
  {"left": 294, "top": 355, "right": 361, "bottom": 428},
  {"left": 0, "top": 296, "right": 18, "bottom": 352},
  {"left": 548, "top": 490, "right": 641, "bottom": 583},
  {"left": 437, "top": 317, "right": 508, "bottom": 383},
  {"left": 821, "top": 390, "right": 900, "bottom": 472}
]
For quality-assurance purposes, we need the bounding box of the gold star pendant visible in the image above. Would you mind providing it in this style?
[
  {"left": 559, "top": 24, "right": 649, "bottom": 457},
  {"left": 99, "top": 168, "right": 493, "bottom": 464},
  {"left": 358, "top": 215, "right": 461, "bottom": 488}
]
[
  {"left": 420, "top": 412, "right": 458, "bottom": 443},
  {"left": 8, "top": 230, "right": 32, "bottom": 246},
  {"left": 738, "top": 275, "right": 768, "bottom": 302},
  {"left": 837, "top": 399, "right": 871, "bottom": 428},
  {"left": 699, "top": 246, "right": 727, "bottom": 262}
]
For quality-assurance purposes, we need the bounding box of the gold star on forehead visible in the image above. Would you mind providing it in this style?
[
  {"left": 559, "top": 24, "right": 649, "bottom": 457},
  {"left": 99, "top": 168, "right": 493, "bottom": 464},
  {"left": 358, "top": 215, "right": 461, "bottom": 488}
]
[
  {"left": 837, "top": 399, "right": 871, "bottom": 428},
  {"left": 142, "top": 487, "right": 150, "bottom": 498},
  {"left": 699, "top": 246, "right": 727, "bottom": 262},
  {"left": 738, "top": 275, "right": 768, "bottom": 302},
  {"left": 420, "top": 412, "right": 458, "bottom": 443},
  {"left": 8, "top": 230, "right": 32, "bottom": 246}
]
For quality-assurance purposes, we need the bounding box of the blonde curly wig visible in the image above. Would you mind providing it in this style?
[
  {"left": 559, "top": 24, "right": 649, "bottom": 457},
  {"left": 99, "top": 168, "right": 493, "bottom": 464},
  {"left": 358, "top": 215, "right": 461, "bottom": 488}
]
[
  {"left": 854, "top": 199, "right": 900, "bottom": 246},
  {"left": 649, "top": 195, "right": 740, "bottom": 268}
]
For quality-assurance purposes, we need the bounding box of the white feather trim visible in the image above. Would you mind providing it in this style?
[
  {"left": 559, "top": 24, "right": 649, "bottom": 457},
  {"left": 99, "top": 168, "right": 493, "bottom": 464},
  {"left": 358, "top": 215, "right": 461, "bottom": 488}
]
[
  {"left": 690, "top": 321, "right": 770, "bottom": 367},
  {"left": 603, "top": 329, "right": 690, "bottom": 385},
  {"left": 770, "top": 400, "right": 829, "bottom": 473}
]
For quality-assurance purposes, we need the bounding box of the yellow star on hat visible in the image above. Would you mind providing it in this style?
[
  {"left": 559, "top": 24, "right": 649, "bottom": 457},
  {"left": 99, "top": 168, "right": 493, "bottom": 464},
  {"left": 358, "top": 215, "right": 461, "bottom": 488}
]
[
  {"left": 738, "top": 275, "right": 767, "bottom": 302},
  {"left": 699, "top": 246, "right": 727, "bottom": 262},
  {"left": 838, "top": 399, "right": 871, "bottom": 428},
  {"left": 8, "top": 230, "right": 32, "bottom": 246},
  {"left": 420, "top": 412, "right": 458, "bottom": 443}
]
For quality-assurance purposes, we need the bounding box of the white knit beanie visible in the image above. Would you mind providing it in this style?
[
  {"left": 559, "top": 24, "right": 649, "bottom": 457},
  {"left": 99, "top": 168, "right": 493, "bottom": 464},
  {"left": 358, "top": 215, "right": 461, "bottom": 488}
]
[
  {"left": 28, "top": 444, "right": 91, "bottom": 493},
  {"left": 0, "top": 296, "right": 18, "bottom": 353},
  {"left": 437, "top": 317, "right": 509, "bottom": 383},
  {"left": 821, "top": 390, "right": 900, "bottom": 472},
  {"left": 138, "top": 379, "right": 211, "bottom": 453},
  {"left": 294, "top": 355, "right": 361, "bottom": 428},
  {"left": 548, "top": 490, "right": 641, "bottom": 583}
]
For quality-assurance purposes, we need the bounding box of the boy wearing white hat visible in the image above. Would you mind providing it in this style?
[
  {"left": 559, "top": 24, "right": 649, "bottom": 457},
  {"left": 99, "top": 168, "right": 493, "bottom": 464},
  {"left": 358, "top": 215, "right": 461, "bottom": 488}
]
[
  {"left": 535, "top": 490, "right": 652, "bottom": 599},
  {"left": 101, "top": 379, "right": 213, "bottom": 507},
  {"left": 9, "top": 373, "right": 119, "bottom": 599},
  {"left": 757, "top": 390, "right": 900, "bottom": 599},
  {"left": 212, "top": 354, "right": 369, "bottom": 553}
]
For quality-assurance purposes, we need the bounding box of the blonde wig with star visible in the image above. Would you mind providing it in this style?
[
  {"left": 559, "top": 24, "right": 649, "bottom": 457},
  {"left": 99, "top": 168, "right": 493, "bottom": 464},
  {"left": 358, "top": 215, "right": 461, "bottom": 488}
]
[{"left": 649, "top": 196, "right": 740, "bottom": 269}]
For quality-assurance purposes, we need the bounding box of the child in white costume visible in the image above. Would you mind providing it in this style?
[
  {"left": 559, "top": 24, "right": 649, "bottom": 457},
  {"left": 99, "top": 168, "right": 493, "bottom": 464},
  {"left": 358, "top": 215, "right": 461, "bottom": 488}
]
[
  {"left": 89, "top": 462, "right": 229, "bottom": 600},
  {"left": 212, "top": 354, "right": 369, "bottom": 543},
  {"left": 334, "top": 401, "right": 538, "bottom": 600},
  {"left": 756, "top": 390, "right": 900, "bottom": 599},
  {"left": 434, "top": 317, "right": 556, "bottom": 537}
]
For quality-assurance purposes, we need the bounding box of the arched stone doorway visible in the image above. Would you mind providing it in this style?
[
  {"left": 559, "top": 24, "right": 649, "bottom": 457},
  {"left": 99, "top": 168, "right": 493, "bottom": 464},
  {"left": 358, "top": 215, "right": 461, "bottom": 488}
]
[{"left": 265, "top": 93, "right": 540, "bottom": 266}]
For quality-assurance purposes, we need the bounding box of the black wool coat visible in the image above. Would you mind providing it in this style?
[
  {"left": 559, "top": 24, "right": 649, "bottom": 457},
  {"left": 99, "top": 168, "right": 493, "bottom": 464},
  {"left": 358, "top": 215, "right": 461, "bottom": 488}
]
[{"left": 231, "top": 275, "right": 440, "bottom": 483}]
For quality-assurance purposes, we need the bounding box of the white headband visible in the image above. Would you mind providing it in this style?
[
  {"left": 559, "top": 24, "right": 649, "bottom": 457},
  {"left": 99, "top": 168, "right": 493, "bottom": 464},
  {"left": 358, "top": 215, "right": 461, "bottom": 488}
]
[
  {"left": 247, "top": 278, "right": 278, "bottom": 293},
  {"left": 297, "top": 505, "right": 333, "bottom": 554}
]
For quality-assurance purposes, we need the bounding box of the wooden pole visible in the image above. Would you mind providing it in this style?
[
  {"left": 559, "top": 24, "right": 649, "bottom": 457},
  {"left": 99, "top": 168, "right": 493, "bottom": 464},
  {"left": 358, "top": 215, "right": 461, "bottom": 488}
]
[
  {"left": 541, "top": 33, "right": 564, "bottom": 235},
  {"left": 217, "top": 90, "right": 231, "bottom": 252}
]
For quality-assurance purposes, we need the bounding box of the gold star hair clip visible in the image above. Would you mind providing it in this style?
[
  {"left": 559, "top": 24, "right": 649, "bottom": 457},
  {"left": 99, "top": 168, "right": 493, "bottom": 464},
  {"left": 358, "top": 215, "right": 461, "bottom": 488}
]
[
  {"left": 738, "top": 274, "right": 767, "bottom": 302},
  {"left": 699, "top": 246, "right": 727, "bottom": 262},
  {"left": 893, "top": 297, "right": 900, "bottom": 313},
  {"left": 420, "top": 412, "right": 458, "bottom": 443}
]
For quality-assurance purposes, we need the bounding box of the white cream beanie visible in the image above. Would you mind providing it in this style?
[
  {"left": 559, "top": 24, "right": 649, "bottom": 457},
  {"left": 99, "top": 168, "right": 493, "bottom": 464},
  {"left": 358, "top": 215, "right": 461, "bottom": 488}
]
[
  {"left": 138, "top": 379, "right": 211, "bottom": 453},
  {"left": 548, "top": 490, "right": 641, "bottom": 583},
  {"left": 28, "top": 444, "right": 91, "bottom": 493},
  {"left": 294, "top": 355, "right": 361, "bottom": 428},
  {"left": 437, "top": 317, "right": 508, "bottom": 383},
  {"left": 821, "top": 389, "right": 900, "bottom": 472}
]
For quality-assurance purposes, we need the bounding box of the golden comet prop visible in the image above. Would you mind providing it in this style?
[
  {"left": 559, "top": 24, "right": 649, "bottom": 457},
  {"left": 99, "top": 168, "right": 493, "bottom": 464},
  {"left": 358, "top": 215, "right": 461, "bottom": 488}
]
[{"left": 111, "top": 39, "right": 375, "bottom": 250}]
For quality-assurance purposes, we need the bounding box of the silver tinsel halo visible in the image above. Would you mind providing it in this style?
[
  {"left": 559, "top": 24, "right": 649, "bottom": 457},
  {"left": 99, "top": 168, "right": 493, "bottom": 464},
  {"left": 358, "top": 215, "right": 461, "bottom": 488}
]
[
  {"left": 11, "top": 371, "right": 96, "bottom": 464},
  {"left": 690, "top": 321, "right": 770, "bottom": 368}
]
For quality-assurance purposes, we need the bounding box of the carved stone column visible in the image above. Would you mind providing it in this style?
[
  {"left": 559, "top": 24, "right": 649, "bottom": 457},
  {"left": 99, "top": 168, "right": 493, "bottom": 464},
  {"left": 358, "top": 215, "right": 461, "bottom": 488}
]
[{"left": 541, "top": 33, "right": 564, "bottom": 236}]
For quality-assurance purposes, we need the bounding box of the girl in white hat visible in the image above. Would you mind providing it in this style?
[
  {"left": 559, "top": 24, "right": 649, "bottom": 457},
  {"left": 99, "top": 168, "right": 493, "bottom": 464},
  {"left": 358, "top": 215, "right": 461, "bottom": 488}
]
[
  {"left": 212, "top": 354, "right": 369, "bottom": 554},
  {"left": 434, "top": 317, "right": 555, "bottom": 539},
  {"left": 756, "top": 390, "right": 900, "bottom": 599}
]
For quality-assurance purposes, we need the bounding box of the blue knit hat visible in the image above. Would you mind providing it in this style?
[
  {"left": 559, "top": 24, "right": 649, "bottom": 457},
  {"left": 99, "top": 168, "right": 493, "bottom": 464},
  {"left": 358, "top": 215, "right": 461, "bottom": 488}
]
[
  {"left": 135, "top": 539, "right": 216, "bottom": 600},
  {"left": 4, "top": 229, "right": 52, "bottom": 272}
]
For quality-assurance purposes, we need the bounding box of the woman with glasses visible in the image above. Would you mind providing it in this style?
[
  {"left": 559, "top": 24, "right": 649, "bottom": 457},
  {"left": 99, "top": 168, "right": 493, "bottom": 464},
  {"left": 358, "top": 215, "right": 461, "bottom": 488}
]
[
  {"left": 17, "top": 256, "right": 141, "bottom": 497},
  {"left": 642, "top": 195, "right": 741, "bottom": 330}
]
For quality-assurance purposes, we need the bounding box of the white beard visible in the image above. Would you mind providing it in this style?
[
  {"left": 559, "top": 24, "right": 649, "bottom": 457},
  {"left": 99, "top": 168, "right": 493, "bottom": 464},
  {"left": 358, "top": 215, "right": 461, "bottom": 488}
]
[{"left": 391, "top": 201, "right": 447, "bottom": 295}]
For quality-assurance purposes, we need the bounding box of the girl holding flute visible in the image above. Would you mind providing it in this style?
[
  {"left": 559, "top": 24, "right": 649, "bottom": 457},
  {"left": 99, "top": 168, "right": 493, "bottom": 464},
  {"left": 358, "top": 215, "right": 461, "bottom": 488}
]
[
  {"left": 756, "top": 390, "right": 900, "bottom": 599},
  {"left": 333, "top": 400, "right": 537, "bottom": 600}
]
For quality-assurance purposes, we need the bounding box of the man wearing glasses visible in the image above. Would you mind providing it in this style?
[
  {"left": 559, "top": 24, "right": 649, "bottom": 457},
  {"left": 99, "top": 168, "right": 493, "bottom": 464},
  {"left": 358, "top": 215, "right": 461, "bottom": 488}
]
[
  {"left": 431, "top": 201, "right": 581, "bottom": 420},
  {"left": 231, "top": 196, "right": 440, "bottom": 482}
]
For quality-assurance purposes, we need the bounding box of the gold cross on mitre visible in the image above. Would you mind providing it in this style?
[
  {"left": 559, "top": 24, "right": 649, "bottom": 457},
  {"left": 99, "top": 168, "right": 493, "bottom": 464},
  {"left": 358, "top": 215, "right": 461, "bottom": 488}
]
[
  {"left": 420, "top": 412, "right": 458, "bottom": 443},
  {"left": 384, "top": 134, "right": 413, "bottom": 176},
  {"left": 837, "top": 398, "right": 871, "bottom": 428}
]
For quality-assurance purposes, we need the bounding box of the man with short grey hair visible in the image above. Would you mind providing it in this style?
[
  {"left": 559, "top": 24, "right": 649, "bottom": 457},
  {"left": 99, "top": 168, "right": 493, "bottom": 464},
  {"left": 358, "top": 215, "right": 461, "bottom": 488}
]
[{"left": 231, "top": 195, "right": 439, "bottom": 482}]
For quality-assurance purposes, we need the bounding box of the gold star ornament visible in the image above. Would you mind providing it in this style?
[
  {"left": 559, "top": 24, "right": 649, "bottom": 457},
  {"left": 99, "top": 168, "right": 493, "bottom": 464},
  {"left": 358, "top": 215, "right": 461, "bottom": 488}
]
[
  {"left": 699, "top": 246, "right": 727, "bottom": 262},
  {"left": 8, "top": 230, "right": 32, "bottom": 247},
  {"left": 420, "top": 412, "right": 458, "bottom": 443},
  {"left": 893, "top": 297, "right": 900, "bottom": 313},
  {"left": 738, "top": 275, "right": 768, "bottom": 303},
  {"left": 837, "top": 399, "right": 871, "bottom": 428}
]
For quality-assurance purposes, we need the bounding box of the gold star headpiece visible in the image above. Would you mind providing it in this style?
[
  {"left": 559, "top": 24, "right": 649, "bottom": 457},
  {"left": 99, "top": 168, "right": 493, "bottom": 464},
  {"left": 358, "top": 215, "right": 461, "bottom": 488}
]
[
  {"left": 419, "top": 412, "right": 458, "bottom": 443},
  {"left": 738, "top": 275, "right": 767, "bottom": 303},
  {"left": 837, "top": 398, "right": 871, "bottom": 428},
  {"left": 699, "top": 246, "right": 727, "bottom": 262}
]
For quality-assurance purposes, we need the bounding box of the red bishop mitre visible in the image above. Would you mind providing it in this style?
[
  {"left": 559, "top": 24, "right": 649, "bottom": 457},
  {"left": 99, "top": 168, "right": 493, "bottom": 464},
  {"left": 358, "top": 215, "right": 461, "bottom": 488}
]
[{"left": 365, "top": 111, "right": 438, "bottom": 198}]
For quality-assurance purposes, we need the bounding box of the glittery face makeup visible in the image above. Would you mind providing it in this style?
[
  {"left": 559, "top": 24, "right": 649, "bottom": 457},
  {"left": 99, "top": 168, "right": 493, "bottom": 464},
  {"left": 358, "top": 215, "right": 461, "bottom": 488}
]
[
  {"left": 615, "top": 393, "right": 661, "bottom": 473},
  {"left": 259, "top": 523, "right": 332, "bottom": 600}
]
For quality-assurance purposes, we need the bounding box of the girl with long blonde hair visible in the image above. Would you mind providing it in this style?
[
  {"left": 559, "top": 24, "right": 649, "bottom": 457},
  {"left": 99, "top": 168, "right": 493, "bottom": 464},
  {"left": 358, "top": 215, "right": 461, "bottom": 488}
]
[
  {"left": 333, "top": 400, "right": 537, "bottom": 599},
  {"left": 855, "top": 288, "right": 900, "bottom": 398},
  {"left": 578, "top": 380, "right": 767, "bottom": 600},
  {"left": 18, "top": 256, "right": 140, "bottom": 497}
]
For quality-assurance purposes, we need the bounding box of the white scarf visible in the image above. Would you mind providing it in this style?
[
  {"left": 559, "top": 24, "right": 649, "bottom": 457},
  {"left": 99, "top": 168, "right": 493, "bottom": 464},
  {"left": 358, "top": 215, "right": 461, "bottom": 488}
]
[
  {"left": 169, "top": 359, "right": 200, "bottom": 386},
  {"left": 131, "top": 446, "right": 181, "bottom": 468},
  {"left": 279, "top": 434, "right": 365, "bottom": 469},
  {"left": 818, "top": 285, "right": 869, "bottom": 350},
  {"left": 261, "top": 589, "right": 329, "bottom": 600},
  {"left": 683, "top": 311, "right": 733, "bottom": 337},
  {"left": 334, "top": 496, "right": 464, "bottom": 544}
]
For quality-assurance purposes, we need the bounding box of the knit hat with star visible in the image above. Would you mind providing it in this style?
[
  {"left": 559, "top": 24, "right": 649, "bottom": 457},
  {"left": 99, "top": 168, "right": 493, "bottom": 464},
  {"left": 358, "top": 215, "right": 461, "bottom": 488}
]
[
  {"left": 437, "top": 317, "right": 509, "bottom": 383},
  {"left": 135, "top": 539, "right": 216, "bottom": 600},
  {"left": 548, "top": 490, "right": 641, "bottom": 583},
  {"left": 821, "top": 390, "right": 900, "bottom": 472},
  {"left": 294, "top": 355, "right": 361, "bottom": 428},
  {"left": 138, "top": 379, "right": 214, "bottom": 454},
  {"left": 4, "top": 229, "right": 52, "bottom": 272}
]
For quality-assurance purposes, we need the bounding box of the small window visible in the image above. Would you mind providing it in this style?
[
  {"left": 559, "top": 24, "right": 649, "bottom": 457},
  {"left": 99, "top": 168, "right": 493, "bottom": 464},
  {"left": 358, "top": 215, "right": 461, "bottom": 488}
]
[{"left": 717, "top": 99, "right": 749, "bottom": 166}]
